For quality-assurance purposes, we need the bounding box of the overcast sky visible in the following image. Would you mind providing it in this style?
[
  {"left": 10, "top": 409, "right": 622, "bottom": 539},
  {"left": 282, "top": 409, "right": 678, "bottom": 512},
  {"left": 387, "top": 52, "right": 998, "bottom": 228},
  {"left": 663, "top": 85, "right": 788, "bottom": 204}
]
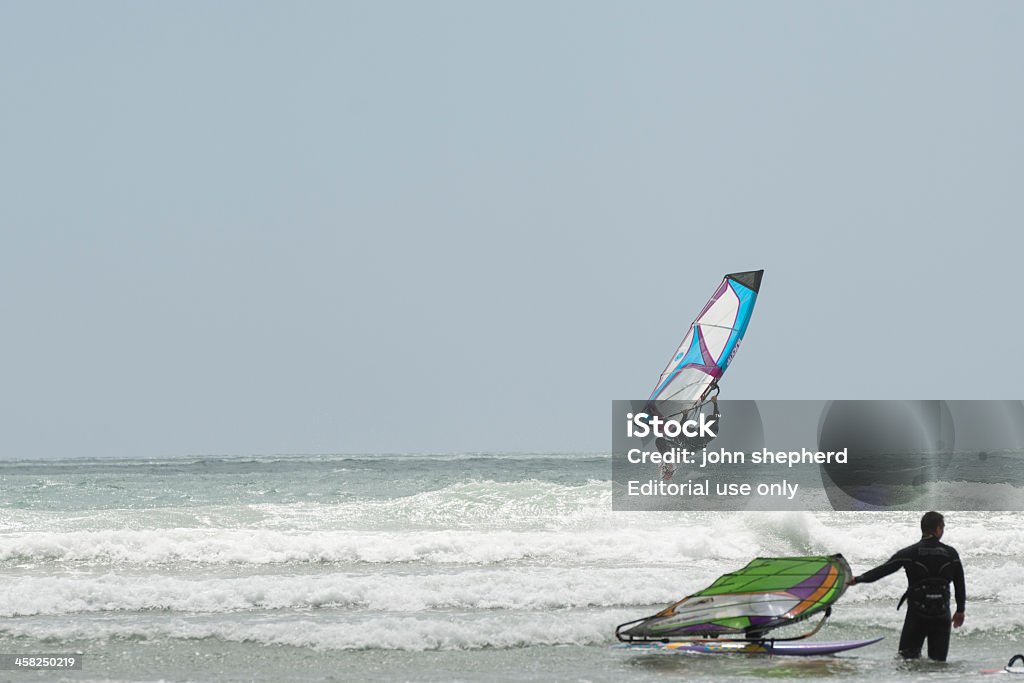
[{"left": 2, "top": 2, "right": 1021, "bottom": 458}]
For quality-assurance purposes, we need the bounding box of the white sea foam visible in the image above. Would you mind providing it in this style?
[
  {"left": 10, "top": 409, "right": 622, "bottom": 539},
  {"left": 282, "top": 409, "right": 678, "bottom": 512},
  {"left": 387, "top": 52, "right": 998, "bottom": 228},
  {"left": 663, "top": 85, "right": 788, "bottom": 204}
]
[
  {"left": 2, "top": 558, "right": 1020, "bottom": 619},
  {"left": 0, "top": 524, "right": 752, "bottom": 566},
  {"left": 0, "top": 567, "right": 692, "bottom": 617},
  {"left": 0, "top": 610, "right": 648, "bottom": 650},
  {"left": 2, "top": 508, "right": 1022, "bottom": 567},
  {"left": 4, "top": 598, "right": 1024, "bottom": 652}
]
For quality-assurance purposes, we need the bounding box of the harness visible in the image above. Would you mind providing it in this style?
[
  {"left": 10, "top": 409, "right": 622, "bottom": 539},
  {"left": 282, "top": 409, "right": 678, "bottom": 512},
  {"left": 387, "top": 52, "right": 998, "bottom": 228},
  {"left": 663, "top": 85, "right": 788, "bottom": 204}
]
[{"left": 898, "top": 577, "right": 951, "bottom": 618}]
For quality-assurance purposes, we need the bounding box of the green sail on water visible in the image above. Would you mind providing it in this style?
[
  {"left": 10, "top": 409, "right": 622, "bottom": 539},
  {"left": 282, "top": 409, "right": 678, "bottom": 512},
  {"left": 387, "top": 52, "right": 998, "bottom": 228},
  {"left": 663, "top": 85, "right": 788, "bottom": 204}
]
[{"left": 617, "top": 555, "right": 852, "bottom": 640}]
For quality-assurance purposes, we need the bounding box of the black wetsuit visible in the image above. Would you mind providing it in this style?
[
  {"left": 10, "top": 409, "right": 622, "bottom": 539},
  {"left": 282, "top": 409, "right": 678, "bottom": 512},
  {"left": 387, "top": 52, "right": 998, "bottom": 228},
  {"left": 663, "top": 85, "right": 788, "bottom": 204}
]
[
  {"left": 656, "top": 404, "right": 720, "bottom": 479},
  {"left": 855, "top": 535, "right": 966, "bottom": 661}
]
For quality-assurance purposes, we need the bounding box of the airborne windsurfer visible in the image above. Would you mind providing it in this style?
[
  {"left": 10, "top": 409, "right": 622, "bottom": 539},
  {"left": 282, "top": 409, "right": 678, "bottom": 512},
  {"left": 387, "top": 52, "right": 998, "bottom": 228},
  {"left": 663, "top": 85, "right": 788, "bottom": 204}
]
[
  {"left": 645, "top": 270, "right": 762, "bottom": 481},
  {"left": 849, "top": 511, "right": 966, "bottom": 661}
]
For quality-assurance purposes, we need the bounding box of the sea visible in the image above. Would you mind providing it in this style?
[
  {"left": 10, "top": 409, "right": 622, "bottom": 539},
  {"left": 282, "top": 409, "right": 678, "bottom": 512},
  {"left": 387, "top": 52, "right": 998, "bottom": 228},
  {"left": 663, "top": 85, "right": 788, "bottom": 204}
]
[{"left": 0, "top": 453, "right": 1021, "bottom": 682}]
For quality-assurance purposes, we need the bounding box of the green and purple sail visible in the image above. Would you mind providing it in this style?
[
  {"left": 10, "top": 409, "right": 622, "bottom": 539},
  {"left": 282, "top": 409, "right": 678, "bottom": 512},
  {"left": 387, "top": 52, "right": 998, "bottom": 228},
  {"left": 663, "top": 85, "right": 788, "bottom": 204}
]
[{"left": 617, "top": 555, "right": 852, "bottom": 641}]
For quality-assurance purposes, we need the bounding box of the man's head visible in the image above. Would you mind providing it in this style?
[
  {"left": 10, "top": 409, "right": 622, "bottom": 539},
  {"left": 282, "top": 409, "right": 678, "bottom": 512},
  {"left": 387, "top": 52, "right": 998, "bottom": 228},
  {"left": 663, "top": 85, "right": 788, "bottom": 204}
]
[{"left": 921, "top": 511, "right": 945, "bottom": 538}]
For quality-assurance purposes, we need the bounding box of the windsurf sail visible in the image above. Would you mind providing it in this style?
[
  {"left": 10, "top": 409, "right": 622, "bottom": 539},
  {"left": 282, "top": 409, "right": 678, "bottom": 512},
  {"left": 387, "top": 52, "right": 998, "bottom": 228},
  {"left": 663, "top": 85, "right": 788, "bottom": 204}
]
[
  {"left": 616, "top": 555, "right": 852, "bottom": 642},
  {"left": 648, "top": 270, "right": 763, "bottom": 421}
]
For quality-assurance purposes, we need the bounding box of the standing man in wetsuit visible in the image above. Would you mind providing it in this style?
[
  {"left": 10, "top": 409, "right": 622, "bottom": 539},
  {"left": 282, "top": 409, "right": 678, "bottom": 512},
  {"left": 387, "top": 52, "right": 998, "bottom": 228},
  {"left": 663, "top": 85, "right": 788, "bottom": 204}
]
[{"left": 849, "top": 511, "right": 966, "bottom": 661}]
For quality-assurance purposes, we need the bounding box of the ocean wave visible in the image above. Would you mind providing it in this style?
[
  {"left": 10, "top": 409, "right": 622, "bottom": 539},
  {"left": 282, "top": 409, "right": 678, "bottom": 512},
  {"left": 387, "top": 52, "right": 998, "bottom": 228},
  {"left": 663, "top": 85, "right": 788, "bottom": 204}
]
[
  {"left": 5, "top": 603, "right": 1024, "bottom": 652},
  {"left": 3, "top": 510, "right": 1024, "bottom": 567},
  {"left": 0, "top": 568, "right": 696, "bottom": 617},
  {"left": 0, "top": 479, "right": 614, "bottom": 532},
  {"left": 0, "top": 524, "right": 754, "bottom": 566},
  {"left": 305, "top": 479, "right": 613, "bottom": 531},
  {"left": 3, "top": 556, "right": 1021, "bottom": 619},
  {"left": 3, "top": 476, "right": 1023, "bottom": 541},
  {"left": 0, "top": 611, "right": 632, "bottom": 651}
]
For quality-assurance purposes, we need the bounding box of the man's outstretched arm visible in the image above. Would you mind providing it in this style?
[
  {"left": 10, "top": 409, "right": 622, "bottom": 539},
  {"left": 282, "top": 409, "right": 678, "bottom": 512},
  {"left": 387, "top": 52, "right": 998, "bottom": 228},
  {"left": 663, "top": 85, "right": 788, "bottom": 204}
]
[{"left": 850, "top": 552, "right": 908, "bottom": 585}]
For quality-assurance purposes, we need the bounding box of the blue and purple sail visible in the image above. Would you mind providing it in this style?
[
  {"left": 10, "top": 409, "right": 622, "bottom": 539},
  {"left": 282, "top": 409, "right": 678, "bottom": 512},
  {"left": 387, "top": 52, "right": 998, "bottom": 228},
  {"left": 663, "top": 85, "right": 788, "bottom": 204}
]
[{"left": 648, "top": 270, "right": 763, "bottom": 418}]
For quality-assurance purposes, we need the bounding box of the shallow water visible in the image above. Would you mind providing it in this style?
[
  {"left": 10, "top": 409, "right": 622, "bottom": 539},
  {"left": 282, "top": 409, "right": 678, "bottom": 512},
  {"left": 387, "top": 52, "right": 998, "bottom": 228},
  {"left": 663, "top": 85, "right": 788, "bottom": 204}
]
[{"left": 0, "top": 454, "right": 1019, "bottom": 681}]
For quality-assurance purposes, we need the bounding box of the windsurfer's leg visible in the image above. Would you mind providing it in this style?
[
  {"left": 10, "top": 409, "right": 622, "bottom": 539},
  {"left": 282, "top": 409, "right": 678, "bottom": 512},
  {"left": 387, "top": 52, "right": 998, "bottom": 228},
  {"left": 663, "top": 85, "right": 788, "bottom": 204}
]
[
  {"left": 660, "top": 462, "right": 676, "bottom": 481},
  {"left": 898, "top": 612, "right": 925, "bottom": 659},
  {"left": 657, "top": 438, "right": 677, "bottom": 481},
  {"left": 925, "top": 616, "right": 952, "bottom": 662}
]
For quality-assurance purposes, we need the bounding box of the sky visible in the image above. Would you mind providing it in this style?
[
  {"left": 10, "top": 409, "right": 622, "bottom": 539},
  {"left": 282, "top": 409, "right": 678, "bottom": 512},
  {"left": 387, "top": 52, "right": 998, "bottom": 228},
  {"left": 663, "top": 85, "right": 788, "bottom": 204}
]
[{"left": 2, "top": 2, "right": 1022, "bottom": 458}]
